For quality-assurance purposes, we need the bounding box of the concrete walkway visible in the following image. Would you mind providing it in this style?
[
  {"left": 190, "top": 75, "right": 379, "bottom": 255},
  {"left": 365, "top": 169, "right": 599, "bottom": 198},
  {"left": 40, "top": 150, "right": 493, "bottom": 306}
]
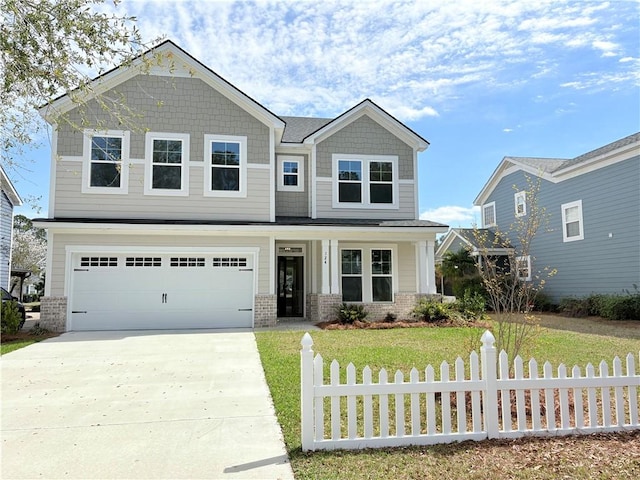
[{"left": 1, "top": 330, "right": 295, "bottom": 479}]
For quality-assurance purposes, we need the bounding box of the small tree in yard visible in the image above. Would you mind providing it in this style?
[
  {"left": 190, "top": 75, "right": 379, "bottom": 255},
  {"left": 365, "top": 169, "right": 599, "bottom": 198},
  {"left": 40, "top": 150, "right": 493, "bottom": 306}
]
[{"left": 470, "top": 175, "right": 556, "bottom": 364}]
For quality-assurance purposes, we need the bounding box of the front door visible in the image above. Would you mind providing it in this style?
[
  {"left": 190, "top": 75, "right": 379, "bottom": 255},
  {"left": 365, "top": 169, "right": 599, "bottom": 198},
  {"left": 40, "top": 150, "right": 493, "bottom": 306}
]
[{"left": 277, "top": 256, "right": 304, "bottom": 317}]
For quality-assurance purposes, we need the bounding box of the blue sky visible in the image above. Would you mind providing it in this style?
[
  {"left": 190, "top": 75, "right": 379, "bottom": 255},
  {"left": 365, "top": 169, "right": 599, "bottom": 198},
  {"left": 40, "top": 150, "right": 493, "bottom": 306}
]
[{"left": 9, "top": 0, "right": 640, "bottom": 226}]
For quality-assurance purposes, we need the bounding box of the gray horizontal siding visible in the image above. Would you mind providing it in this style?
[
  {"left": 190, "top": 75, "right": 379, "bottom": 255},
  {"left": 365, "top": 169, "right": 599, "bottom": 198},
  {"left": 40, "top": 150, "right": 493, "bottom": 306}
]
[
  {"left": 54, "top": 161, "right": 271, "bottom": 221},
  {"left": 1, "top": 191, "right": 13, "bottom": 289},
  {"left": 315, "top": 181, "right": 415, "bottom": 219},
  {"left": 486, "top": 156, "right": 640, "bottom": 301}
]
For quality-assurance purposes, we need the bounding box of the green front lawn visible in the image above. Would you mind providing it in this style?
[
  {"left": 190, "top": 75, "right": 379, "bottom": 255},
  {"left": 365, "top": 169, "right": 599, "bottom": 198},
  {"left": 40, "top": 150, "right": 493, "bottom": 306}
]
[{"left": 255, "top": 316, "right": 640, "bottom": 479}]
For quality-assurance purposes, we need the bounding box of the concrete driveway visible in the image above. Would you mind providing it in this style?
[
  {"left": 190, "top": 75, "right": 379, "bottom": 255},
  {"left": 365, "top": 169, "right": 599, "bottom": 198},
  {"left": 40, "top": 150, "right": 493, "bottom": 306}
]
[{"left": 1, "top": 330, "right": 294, "bottom": 479}]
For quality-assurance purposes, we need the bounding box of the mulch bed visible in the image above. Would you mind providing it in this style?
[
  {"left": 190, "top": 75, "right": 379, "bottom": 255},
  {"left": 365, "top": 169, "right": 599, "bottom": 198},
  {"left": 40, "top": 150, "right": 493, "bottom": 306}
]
[{"left": 316, "top": 318, "right": 491, "bottom": 330}]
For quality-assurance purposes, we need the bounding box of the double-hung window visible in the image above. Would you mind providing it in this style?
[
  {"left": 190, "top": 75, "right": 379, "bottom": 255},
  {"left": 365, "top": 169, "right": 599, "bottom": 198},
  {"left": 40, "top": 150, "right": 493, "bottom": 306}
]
[
  {"left": 483, "top": 202, "right": 496, "bottom": 227},
  {"left": 204, "top": 134, "right": 247, "bottom": 197},
  {"left": 516, "top": 255, "right": 531, "bottom": 281},
  {"left": 82, "top": 129, "right": 129, "bottom": 194},
  {"left": 277, "top": 155, "right": 304, "bottom": 192},
  {"left": 341, "top": 249, "right": 363, "bottom": 302},
  {"left": 340, "top": 246, "right": 395, "bottom": 303},
  {"left": 144, "top": 132, "right": 190, "bottom": 196},
  {"left": 333, "top": 154, "right": 398, "bottom": 208},
  {"left": 561, "top": 200, "right": 584, "bottom": 242},
  {"left": 515, "top": 191, "right": 526, "bottom": 217}
]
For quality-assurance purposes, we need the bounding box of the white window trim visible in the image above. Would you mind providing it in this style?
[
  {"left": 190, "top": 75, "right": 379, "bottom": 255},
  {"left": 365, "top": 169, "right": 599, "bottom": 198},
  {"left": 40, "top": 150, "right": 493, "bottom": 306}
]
[
  {"left": 561, "top": 199, "right": 584, "bottom": 242},
  {"left": 339, "top": 244, "right": 397, "bottom": 303},
  {"left": 332, "top": 154, "right": 399, "bottom": 209},
  {"left": 515, "top": 191, "right": 526, "bottom": 217},
  {"left": 144, "top": 132, "right": 190, "bottom": 196},
  {"left": 81, "top": 129, "right": 130, "bottom": 194},
  {"left": 277, "top": 155, "right": 304, "bottom": 192},
  {"left": 516, "top": 255, "right": 531, "bottom": 281},
  {"left": 482, "top": 201, "right": 496, "bottom": 227},
  {"left": 204, "top": 134, "right": 247, "bottom": 198}
]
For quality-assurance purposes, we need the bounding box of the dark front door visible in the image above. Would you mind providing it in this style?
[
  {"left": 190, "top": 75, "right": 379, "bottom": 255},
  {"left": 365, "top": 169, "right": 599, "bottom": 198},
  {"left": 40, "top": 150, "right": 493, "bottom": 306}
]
[{"left": 277, "top": 256, "right": 304, "bottom": 317}]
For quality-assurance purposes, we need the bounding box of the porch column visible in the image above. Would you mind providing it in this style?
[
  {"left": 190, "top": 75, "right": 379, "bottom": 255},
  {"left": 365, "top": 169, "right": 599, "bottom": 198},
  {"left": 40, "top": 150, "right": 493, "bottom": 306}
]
[
  {"left": 417, "top": 240, "right": 428, "bottom": 294},
  {"left": 330, "top": 239, "right": 339, "bottom": 294},
  {"left": 426, "top": 239, "right": 437, "bottom": 294},
  {"left": 321, "top": 239, "right": 330, "bottom": 294}
]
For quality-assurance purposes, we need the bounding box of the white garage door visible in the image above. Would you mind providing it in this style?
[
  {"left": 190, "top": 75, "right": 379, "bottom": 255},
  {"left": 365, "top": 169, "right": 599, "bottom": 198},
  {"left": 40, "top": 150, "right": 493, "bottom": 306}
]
[{"left": 70, "top": 253, "right": 255, "bottom": 330}]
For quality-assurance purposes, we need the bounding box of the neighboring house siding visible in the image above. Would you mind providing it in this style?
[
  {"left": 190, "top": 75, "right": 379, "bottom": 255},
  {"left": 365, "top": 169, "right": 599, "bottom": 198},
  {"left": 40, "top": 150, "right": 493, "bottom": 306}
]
[
  {"left": 487, "top": 156, "right": 640, "bottom": 301},
  {"left": 275, "top": 154, "right": 309, "bottom": 217},
  {"left": 54, "top": 74, "right": 271, "bottom": 220},
  {"left": 315, "top": 115, "right": 415, "bottom": 219},
  {"left": 1, "top": 191, "right": 13, "bottom": 289},
  {"left": 48, "top": 233, "right": 272, "bottom": 297}
]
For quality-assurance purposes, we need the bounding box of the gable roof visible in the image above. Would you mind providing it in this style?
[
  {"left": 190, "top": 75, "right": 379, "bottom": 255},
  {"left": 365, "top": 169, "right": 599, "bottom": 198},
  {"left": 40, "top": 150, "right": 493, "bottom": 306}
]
[
  {"left": 475, "top": 131, "right": 640, "bottom": 206},
  {"left": 280, "top": 116, "right": 333, "bottom": 143},
  {"left": 301, "top": 99, "right": 430, "bottom": 151},
  {"left": 436, "top": 228, "right": 512, "bottom": 260},
  {"left": 0, "top": 165, "right": 23, "bottom": 207},
  {"left": 39, "top": 40, "right": 285, "bottom": 136}
]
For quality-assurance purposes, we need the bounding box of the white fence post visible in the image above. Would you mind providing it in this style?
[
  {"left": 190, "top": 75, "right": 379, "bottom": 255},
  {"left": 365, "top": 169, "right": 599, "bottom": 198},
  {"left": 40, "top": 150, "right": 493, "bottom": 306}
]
[
  {"left": 481, "top": 330, "right": 499, "bottom": 439},
  {"left": 300, "top": 332, "right": 315, "bottom": 451}
]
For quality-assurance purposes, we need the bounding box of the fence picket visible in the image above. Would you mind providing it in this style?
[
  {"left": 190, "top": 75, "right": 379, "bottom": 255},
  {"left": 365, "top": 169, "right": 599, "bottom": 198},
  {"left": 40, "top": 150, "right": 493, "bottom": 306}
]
[
  {"left": 572, "top": 365, "right": 584, "bottom": 429},
  {"left": 627, "top": 354, "right": 638, "bottom": 425},
  {"left": 379, "top": 369, "right": 389, "bottom": 438},
  {"left": 300, "top": 331, "right": 639, "bottom": 451},
  {"left": 543, "top": 361, "right": 555, "bottom": 431},
  {"left": 330, "top": 359, "right": 341, "bottom": 440},
  {"left": 470, "top": 352, "right": 482, "bottom": 433},
  {"left": 499, "top": 350, "right": 511, "bottom": 432},
  {"left": 395, "top": 370, "right": 405, "bottom": 437},
  {"left": 529, "top": 359, "right": 542, "bottom": 432},
  {"left": 600, "top": 360, "right": 612, "bottom": 427},
  {"left": 558, "top": 364, "right": 570, "bottom": 430},
  {"left": 612, "top": 357, "right": 625, "bottom": 426},
  {"left": 586, "top": 363, "right": 597, "bottom": 428},
  {"left": 410, "top": 368, "right": 420, "bottom": 436},
  {"left": 455, "top": 357, "right": 466, "bottom": 433}
]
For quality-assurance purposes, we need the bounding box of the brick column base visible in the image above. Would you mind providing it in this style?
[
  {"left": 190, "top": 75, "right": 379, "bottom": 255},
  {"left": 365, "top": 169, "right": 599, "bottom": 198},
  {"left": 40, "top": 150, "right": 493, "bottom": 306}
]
[
  {"left": 254, "top": 294, "right": 277, "bottom": 327},
  {"left": 307, "top": 294, "right": 342, "bottom": 323},
  {"left": 39, "top": 296, "right": 67, "bottom": 332}
]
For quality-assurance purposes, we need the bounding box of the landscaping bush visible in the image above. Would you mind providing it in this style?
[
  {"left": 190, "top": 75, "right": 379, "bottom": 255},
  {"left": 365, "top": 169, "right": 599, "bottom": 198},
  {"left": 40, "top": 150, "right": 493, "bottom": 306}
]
[
  {"left": 1, "top": 301, "right": 23, "bottom": 334},
  {"left": 559, "top": 298, "right": 590, "bottom": 317},
  {"left": 454, "top": 289, "right": 486, "bottom": 319},
  {"left": 382, "top": 312, "right": 396, "bottom": 323},
  {"left": 336, "top": 303, "right": 368, "bottom": 324},
  {"left": 532, "top": 292, "right": 555, "bottom": 312},
  {"left": 451, "top": 275, "right": 486, "bottom": 300},
  {"left": 561, "top": 292, "right": 640, "bottom": 320},
  {"left": 412, "top": 298, "right": 452, "bottom": 322}
]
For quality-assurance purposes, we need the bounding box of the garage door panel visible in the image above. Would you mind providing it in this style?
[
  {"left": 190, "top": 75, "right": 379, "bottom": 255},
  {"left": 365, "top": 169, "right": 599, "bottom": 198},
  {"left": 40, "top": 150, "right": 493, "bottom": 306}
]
[{"left": 70, "top": 253, "right": 255, "bottom": 331}]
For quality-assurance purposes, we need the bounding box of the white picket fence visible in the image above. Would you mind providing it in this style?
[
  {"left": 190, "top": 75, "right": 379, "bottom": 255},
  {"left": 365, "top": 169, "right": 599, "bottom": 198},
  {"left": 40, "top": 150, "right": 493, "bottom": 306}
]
[{"left": 300, "top": 330, "right": 640, "bottom": 451}]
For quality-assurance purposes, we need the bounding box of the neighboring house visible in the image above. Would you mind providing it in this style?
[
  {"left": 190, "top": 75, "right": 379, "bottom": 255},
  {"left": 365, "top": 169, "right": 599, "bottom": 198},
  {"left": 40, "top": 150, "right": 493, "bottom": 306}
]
[
  {"left": 0, "top": 166, "right": 23, "bottom": 290},
  {"left": 438, "top": 132, "right": 640, "bottom": 301},
  {"left": 34, "top": 40, "right": 447, "bottom": 332}
]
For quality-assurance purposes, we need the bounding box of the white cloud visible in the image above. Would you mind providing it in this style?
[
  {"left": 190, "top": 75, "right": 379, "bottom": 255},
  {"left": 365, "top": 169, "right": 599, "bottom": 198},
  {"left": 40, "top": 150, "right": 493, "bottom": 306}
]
[
  {"left": 420, "top": 205, "right": 480, "bottom": 227},
  {"left": 96, "top": 0, "right": 639, "bottom": 119}
]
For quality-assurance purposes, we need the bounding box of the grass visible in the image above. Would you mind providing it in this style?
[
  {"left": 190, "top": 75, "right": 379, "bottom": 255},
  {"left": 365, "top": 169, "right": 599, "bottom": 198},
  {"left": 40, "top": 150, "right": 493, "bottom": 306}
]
[{"left": 255, "top": 315, "right": 640, "bottom": 479}]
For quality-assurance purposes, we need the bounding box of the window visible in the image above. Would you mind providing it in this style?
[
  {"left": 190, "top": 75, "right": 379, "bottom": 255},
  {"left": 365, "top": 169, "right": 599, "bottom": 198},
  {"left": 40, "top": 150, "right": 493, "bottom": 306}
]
[
  {"left": 561, "top": 200, "right": 584, "bottom": 242},
  {"left": 144, "top": 132, "right": 190, "bottom": 196},
  {"left": 126, "top": 257, "right": 162, "bottom": 267},
  {"left": 277, "top": 155, "right": 304, "bottom": 192},
  {"left": 80, "top": 257, "right": 118, "bottom": 267},
  {"left": 340, "top": 246, "right": 396, "bottom": 303},
  {"left": 483, "top": 202, "right": 496, "bottom": 227},
  {"left": 371, "top": 249, "right": 393, "bottom": 301},
  {"left": 213, "top": 257, "right": 247, "bottom": 267},
  {"left": 333, "top": 154, "right": 398, "bottom": 208},
  {"left": 204, "top": 134, "right": 247, "bottom": 197},
  {"left": 170, "top": 257, "right": 205, "bottom": 267},
  {"left": 341, "top": 249, "right": 362, "bottom": 302},
  {"left": 82, "top": 130, "right": 129, "bottom": 194},
  {"left": 516, "top": 255, "right": 531, "bottom": 281},
  {"left": 515, "top": 191, "right": 526, "bottom": 217}
]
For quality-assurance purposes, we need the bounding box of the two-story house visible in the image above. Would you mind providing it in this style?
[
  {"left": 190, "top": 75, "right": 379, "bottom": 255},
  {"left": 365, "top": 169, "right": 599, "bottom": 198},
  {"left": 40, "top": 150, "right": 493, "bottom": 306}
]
[
  {"left": 437, "top": 132, "right": 640, "bottom": 302},
  {"left": 1, "top": 165, "right": 23, "bottom": 290},
  {"left": 34, "top": 40, "right": 447, "bottom": 332}
]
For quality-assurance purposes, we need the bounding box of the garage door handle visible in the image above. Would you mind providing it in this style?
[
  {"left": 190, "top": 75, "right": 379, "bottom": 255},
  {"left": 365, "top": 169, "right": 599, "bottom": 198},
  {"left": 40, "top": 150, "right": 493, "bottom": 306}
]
[
  {"left": 239, "top": 268, "right": 253, "bottom": 272},
  {"left": 72, "top": 311, "right": 87, "bottom": 314},
  {"left": 238, "top": 308, "right": 253, "bottom": 311},
  {"left": 74, "top": 269, "right": 89, "bottom": 272}
]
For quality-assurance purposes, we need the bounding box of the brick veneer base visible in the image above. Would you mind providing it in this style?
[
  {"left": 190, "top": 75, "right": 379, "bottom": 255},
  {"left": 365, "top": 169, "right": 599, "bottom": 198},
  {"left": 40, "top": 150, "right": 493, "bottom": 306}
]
[
  {"left": 254, "top": 294, "right": 277, "bottom": 327},
  {"left": 39, "top": 296, "right": 68, "bottom": 332}
]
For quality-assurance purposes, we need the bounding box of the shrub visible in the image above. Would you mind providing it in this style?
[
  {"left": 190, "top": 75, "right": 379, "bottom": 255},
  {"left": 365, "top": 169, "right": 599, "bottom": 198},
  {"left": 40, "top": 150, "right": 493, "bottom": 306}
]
[
  {"left": 559, "top": 298, "right": 590, "bottom": 318},
  {"left": 452, "top": 276, "right": 486, "bottom": 300},
  {"left": 587, "top": 293, "right": 640, "bottom": 320},
  {"left": 412, "top": 298, "right": 452, "bottom": 322},
  {"left": 382, "top": 312, "right": 397, "bottom": 323},
  {"left": 454, "top": 289, "right": 486, "bottom": 319},
  {"left": 532, "top": 292, "right": 555, "bottom": 312},
  {"left": 1, "top": 300, "right": 23, "bottom": 334},
  {"left": 28, "top": 323, "right": 51, "bottom": 336},
  {"left": 336, "top": 303, "right": 368, "bottom": 324}
]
